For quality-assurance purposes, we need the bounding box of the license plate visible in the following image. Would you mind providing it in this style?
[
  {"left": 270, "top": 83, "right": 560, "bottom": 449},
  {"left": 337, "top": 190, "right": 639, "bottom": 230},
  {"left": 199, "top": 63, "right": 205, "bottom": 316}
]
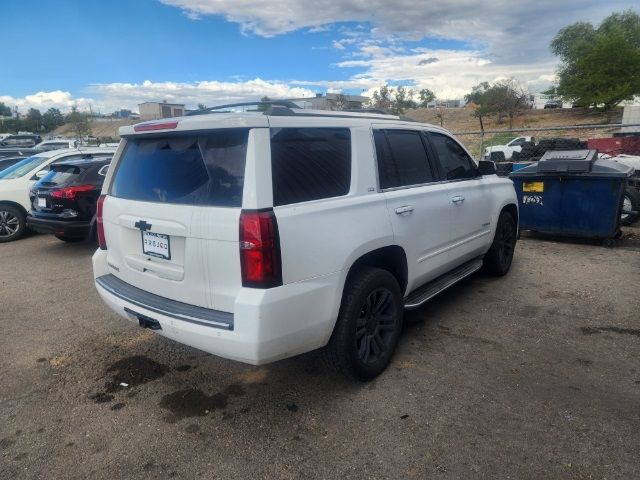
[
  {"left": 37, "top": 197, "right": 46, "bottom": 208},
  {"left": 142, "top": 231, "right": 171, "bottom": 260}
]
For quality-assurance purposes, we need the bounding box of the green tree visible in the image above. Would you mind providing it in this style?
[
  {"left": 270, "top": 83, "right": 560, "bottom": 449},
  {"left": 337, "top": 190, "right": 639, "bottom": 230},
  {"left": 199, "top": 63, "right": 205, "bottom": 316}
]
[
  {"left": 65, "top": 106, "right": 91, "bottom": 140},
  {"left": 418, "top": 88, "right": 436, "bottom": 107},
  {"left": 42, "top": 108, "right": 64, "bottom": 131},
  {"left": 0, "top": 102, "right": 11, "bottom": 117},
  {"left": 257, "top": 96, "right": 272, "bottom": 112},
  {"left": 370, "top": 85, "right": 393, "bottom": 112},
  {"left": 25, "top": 108, "right": 43, "bottom": 132},
  {"left": 551, "top": 10, "right": 640, "bottom": 109},
  {"left": 197, "top": 103, "right": 207, "bottom": 110},
  {"left": 465, "top": 79, "right": 528, "bottom": 129},
  {"left": 392, "top": 86, "right": 417, "bottom": 114},
  {"left": 369, "top": 85, "right": 418, "bottom": 114}
]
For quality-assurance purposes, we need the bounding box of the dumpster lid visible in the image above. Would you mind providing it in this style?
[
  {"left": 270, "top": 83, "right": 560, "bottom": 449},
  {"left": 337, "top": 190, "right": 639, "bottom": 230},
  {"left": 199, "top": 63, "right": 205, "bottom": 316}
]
[
  {"left": 537, "top": 149, "right": 596, "bottom": 173},
  {"left": 510, "top": 150, "right": 634, "bottom": 178}
]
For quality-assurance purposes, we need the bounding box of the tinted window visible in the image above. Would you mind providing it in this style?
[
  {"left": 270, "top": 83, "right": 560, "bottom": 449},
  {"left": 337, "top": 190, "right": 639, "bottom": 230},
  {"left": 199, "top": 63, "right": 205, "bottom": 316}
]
[
  {"left": 428, "top": 133, "right": 476, "bottom": 180},
  {"left": 111, "top": 130, "right": 248, "bottom": 207},
  {"left": 374, "top": 130, "right": 434, "bottom": 189},
  {"left": 271, "top": 128, "right": 351, "bottom": 206},
  {"left": 39, "top": 161, "right": 111, "bottom": 187}
]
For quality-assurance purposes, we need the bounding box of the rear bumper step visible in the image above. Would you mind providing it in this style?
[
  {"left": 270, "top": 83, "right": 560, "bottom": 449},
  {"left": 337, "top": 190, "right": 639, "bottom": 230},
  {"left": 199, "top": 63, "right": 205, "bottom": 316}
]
[
  {"left": 404, "top": 256, "right": 484, "bottom": 310},
  {"left": 95, "top": 274, "right": 234, "bottom": 330}
]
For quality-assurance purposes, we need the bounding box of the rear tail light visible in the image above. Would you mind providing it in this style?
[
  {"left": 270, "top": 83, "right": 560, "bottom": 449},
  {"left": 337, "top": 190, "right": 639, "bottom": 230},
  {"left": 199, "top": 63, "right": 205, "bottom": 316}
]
[
  {"left": 51, "top": 184, "right": 95, "bottom": 199},
  {"left": 239, "top": 209, "right": 282, "bottom": 288},
  {"left": 96, "top": 195, "right": 107, "bottom": 250}
]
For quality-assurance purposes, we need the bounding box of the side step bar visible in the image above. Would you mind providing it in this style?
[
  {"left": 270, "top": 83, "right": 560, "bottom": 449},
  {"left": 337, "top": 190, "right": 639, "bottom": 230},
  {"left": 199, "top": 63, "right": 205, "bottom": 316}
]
[{"left": 403, "top": 256, "right": 484, "bottom": 310}]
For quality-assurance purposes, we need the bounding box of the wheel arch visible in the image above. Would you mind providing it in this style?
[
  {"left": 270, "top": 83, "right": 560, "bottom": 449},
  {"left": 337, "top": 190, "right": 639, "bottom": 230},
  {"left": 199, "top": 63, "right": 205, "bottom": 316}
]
[
  {"left": 0, "top": 200, "right": 28, "bottom": 217},
  {"left": 344, "top": 245, "right": 408, "bottom": 297},
  {"left": 501, "top": 203, "right": 518, "bottom": 227}
]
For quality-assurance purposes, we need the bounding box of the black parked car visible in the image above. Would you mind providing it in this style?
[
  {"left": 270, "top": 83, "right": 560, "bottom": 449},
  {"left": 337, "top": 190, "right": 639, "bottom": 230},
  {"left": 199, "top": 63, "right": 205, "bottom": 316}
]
[{"left": 27, "top": 157, "right": 111, "bottom": 242}]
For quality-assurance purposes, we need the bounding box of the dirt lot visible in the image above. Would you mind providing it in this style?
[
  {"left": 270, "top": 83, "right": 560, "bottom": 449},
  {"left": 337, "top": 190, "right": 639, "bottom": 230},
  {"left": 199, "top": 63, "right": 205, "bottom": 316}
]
[{"left": 1, "top": 231, "right": 639, "bottom": 479}]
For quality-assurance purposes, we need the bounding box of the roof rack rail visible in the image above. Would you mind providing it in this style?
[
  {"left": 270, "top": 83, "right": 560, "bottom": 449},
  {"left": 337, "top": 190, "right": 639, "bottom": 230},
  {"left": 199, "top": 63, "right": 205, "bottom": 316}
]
[
  {"left": 187, "top": 100, "right": 299, "bottom": 116},
  {"left": 187, "top": 101, "right": 409, "bottom": 121}
]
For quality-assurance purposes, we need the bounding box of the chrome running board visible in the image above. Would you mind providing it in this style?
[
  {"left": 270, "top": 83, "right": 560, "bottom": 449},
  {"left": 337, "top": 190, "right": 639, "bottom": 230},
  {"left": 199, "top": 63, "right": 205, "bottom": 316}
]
[{"left": 403, "top": 257, "right": 484, "bottom": 310}]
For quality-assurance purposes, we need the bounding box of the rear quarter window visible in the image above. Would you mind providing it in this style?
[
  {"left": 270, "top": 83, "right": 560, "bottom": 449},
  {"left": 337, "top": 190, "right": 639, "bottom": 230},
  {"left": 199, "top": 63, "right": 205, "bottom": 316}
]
[
  {"left": 110, "top": 129, "right": 249, "bottom": 207},
  {"left": 270, "top": 127, "right": 351, "bottom": 206}
]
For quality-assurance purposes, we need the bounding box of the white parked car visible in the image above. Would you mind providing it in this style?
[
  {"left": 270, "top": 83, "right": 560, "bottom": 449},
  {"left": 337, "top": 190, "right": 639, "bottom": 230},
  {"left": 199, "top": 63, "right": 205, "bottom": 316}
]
[
  {"left": 35, "top": 139, "right": 78, "bottom": 151},
  {"left": 484, "top": 136, "right": 534, "bottom": 161},
  {"left": 93, "top": 105, "right": 518, "bottom": 379},
  {"left": 0, "top": 148, "right": 116, "bottom": 242}
]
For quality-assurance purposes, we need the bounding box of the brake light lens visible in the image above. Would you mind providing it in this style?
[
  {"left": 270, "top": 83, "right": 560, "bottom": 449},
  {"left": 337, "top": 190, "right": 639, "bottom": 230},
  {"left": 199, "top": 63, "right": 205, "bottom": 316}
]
[
  {"left": 133, "top": 121, "right": 179, "bottom": 132},
  {"left": 97, "top": 195, "right": 107, "bottom": 250},
  {"left": 51, "top": 184, "right": 95, "bottom": 199},
  {"left": 239, "top": 210, "right": 282, "bottom": 288}
]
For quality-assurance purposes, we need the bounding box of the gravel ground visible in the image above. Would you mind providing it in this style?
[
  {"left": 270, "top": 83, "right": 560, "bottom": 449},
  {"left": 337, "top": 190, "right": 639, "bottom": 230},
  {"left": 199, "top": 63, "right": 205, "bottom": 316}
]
[{"left": 1, "top": 230, "right": 639, "bottom": 480}]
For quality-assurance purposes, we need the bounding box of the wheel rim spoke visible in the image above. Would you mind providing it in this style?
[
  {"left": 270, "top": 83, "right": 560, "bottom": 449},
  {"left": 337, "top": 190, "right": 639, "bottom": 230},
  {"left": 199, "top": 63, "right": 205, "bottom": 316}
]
[
  {"left": 355, "top": 287, "right": 397, "bottom": 365},
  {"left": 0, "top": 212, "right": 19, "bottom": 237}
]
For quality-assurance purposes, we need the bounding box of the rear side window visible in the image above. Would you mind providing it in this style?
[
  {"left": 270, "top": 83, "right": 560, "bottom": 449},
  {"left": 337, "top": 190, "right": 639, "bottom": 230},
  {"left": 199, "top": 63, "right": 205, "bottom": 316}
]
[
  {"left": 374, "top": 130, "right": 435, "bottom": 189},
  {"left": 110, "top": 129, "right": 248, "bottom": 207},
  {"left": 271, "top": 128, "right": 351, "bottom": 206},
  {"left": 428, "top": 133, "right": 476, "bottom": 181}
]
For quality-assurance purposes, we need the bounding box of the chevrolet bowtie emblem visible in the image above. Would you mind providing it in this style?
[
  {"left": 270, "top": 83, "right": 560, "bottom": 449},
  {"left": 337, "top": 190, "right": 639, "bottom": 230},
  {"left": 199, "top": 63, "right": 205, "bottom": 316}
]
[{"left": 134, "top": 220, "right": 152, "bottom": 232}]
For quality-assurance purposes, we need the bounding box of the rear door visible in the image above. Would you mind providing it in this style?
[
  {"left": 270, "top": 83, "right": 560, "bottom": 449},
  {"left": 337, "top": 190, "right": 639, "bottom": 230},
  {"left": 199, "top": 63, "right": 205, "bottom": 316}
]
[
  {"left": 373, "top": 127, "right": 453, "bottom": 292},
  {"left": 426, "top": 132, "right": 493, "bottom": 263},
  {"left": 103, "top": 129, "right": 251, "bottom": 313}
]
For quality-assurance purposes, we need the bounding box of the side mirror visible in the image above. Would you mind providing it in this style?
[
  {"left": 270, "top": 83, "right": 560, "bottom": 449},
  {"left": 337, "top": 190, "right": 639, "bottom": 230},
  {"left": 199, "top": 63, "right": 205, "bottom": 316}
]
[
  {"left": 478, "top": 160, "right": 497, "bottom": 176},
  {"left": 35, "top": 170, "right": 47, "bottom": 179}
]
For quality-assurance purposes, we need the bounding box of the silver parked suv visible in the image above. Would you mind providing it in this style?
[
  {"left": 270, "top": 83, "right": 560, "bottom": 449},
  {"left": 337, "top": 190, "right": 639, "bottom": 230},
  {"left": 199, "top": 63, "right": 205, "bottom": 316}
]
[{"left": 93, "top": 102, "right": 518, "bottom": 380}]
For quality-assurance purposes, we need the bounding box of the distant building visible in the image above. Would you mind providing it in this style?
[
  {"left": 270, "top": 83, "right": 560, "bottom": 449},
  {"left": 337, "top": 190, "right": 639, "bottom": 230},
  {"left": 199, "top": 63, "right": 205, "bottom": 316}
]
[
  {"left": 426, "top": 99, "right": 463, "bottom": 109},
  {"left": 138, "top": 101, "right": 185, "bottom": 120},
  {"left": 288, "top": 93, "right": 369, "bottom": 111},
  {"left": 113, "top": 109, "right": 133, "bottom": 119}
]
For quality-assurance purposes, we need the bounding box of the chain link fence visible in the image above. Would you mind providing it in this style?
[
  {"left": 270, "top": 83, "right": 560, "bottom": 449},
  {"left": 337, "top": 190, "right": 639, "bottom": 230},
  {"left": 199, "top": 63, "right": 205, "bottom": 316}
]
[{"left": 453, "top": 123, "right": 640, "bottom": 163}]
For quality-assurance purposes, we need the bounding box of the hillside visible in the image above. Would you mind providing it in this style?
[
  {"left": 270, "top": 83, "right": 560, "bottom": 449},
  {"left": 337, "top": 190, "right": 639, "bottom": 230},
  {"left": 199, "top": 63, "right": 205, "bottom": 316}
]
[
  {"left": 406, "top": 107, "right": 624, "bottom": 156},
  {"left": 51, "top": 107, "right": 625, "bottom": 157},
  {"left": 53, "top": 118, "right": 137, "bottom": 140}
]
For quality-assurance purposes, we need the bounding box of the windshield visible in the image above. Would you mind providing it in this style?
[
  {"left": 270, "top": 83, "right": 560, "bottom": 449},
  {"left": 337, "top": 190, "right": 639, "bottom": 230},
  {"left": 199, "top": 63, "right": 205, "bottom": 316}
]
[{"left": 0, "top": 154, "right": 50, "bottom": 180}]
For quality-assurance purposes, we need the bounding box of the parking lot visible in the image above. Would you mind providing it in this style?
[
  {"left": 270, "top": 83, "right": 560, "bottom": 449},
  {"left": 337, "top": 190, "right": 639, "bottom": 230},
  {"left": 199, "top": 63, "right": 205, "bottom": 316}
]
[{"left": 1, "top": 231, "right": 639, "bottom": 479}]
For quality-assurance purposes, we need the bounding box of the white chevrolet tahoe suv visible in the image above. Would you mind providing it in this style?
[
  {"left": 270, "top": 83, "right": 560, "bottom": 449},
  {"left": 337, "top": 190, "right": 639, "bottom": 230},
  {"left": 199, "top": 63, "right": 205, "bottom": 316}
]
[{"left": 93, "top": 103, "right": 518, "bottom": 380}]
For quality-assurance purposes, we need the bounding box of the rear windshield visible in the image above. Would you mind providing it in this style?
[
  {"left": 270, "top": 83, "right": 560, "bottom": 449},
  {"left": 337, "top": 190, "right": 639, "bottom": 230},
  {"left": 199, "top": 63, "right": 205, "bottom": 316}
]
[
  {"left": 110, "top": 130, "right": 248, "bottom": 207},
  {"left": 38, "top": 162, "right": 110, "bottom": 187}
]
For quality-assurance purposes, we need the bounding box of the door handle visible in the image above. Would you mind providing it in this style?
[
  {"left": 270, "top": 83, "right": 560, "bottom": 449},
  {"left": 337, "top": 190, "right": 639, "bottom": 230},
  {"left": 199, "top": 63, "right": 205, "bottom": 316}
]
[
  {"left": 395, "top": 205, "right": 414, "bottom": 215},
  {"left": 451, "top": 195, "right": 465, "bottom": 204}
]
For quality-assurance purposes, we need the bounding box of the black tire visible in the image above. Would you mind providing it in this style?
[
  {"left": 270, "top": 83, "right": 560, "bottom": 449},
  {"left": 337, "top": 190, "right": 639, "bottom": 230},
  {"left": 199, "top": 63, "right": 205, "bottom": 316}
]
[
  {"left": 54, "top": 234, "right": 84, "bottom": 243},
  {"left": 324, "top": 267, "right": 403, "bottom": 381},
  {"left": 621, "top": 188, "right": 640, "bottom": 226},
  {"left": 482, "top": 211, "right": 517, "bottom": 276},
  {"left": 0, "top": 204, "right": 26, "bottom": 243}
]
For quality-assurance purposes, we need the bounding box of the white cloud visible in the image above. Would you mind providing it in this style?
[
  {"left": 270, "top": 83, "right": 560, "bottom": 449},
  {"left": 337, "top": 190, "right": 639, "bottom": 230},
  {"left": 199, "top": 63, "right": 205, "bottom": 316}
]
[
  {"left": 1, "top": 79, "right": 316, "bottom": 114},
  {"left": 158, "top": 0, "right": 637, "bottom": 62},
  {"left": 0, "top": 90, "right": 96, "bottom": 113}
]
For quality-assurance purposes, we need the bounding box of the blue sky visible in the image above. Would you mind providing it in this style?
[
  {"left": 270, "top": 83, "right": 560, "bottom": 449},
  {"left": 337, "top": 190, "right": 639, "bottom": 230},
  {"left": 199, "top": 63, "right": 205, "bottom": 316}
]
[{"left": 0, "top": 0, "right": 637, "bottom": 112}]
